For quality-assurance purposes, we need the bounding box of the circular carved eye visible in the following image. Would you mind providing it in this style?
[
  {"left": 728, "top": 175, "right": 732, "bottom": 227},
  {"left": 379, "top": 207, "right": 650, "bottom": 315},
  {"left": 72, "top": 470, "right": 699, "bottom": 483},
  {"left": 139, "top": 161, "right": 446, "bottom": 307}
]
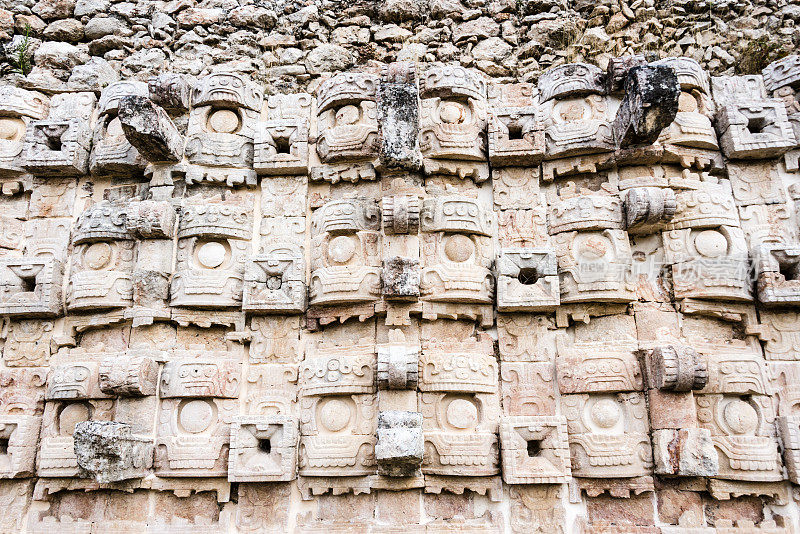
[
  {"left": 106, "top": 117, "right": 124, "bottom": 136},
  {"left": 0, "top": 117, "right": 23, "bottom": 141},
  {"left": 444, "top": 234, "right": 474, "bottom": 263},
  {"left": 208, "top": 109, "right": 240, "bottom": 133},
  {"left": 694, "top": 230, "right": 727, "bottom": 258},
  {"left": 84, "top": 242, "right": 113, "bottom": 270},
  {"left": 446, "top": 398, "right": 478, "bottom": 429},
  {"left": 590, "top": 398, "right": 622, "bottom": 429},
  {"left": 59, "top": 402, "right": 90, "bottom": 436},
  {"left": 328, "top": 235, "right": 356, "bottom": 264},
  {"left": 179, "top": 399, "right": 214, "bottom": 433},
  {"left": 335, "top": 105, "right": 360, "bottom": 126},
  {"left": 439, "top": 101, "right": 465, "bottom": 124},
  {"left": 197, "top": 241, "right": 227, "bottom": 269},
  {"left": 319, "top": 398, "right": 350, "bottom": 432},
  {"left": 724, "top": 399, "right": 758, "bottom": 435}
]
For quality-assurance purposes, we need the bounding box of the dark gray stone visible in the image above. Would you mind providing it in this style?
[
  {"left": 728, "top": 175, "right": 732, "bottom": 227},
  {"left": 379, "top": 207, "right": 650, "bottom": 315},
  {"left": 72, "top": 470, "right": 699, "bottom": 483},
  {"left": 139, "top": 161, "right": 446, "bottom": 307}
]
[
  {"left": 118, "top": 95, "right": 184, "bottom": 163},
  {"left": 612, "top": 65, "right": 680, "bottom": 148},
  {"left": 378, "top": 62, "right": 422, "bottom": 171},
  {"left": 375, "top": 410, "right": 423, "bottom": 477},
  {"left": 74, "top": 420, "right": 153, "bottom": 483}
]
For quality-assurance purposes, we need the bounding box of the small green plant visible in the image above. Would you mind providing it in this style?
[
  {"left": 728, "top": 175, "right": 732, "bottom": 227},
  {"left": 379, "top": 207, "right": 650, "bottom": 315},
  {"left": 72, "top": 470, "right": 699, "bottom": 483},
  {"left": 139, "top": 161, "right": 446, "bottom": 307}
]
[
  {"left": 1, "top": 24, "right": 33, "bottom": 76},
  {"left": 737, "top": 35, "right": 790, "bottom": 75}
]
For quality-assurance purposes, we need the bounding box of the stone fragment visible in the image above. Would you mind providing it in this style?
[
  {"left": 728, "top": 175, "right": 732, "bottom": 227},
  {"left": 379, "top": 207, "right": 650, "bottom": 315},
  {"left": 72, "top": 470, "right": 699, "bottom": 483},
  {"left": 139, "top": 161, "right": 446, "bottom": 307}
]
[
  {"left": 623, "top": 187, "right": 676, "bottom": 233},
  {"left": 612, "top": 65, "right": 680, "bottom": 148},
  {"left": 762, "top": 55, "right": 800, "bottom": 93},
  {"left": 716, "top": 99, "right": 797, "bottom": 159},
  {"left": 73, "top": 420, "right": 152, "bottom": 483},
  {"left": 499, "top": 415, "right": 571, "bottom": 484},
  {"left": 652, "top": 428, "right": 718, "bottom": 477},
  {"left": 375, "top": 410, "right": 423, "bottom": 477},
  {"left": 382, "top": 195, "right": 420, "bottom": 234},
  {"left": 756, "top": 243, "right": 800, "bottom": 306},
  {"left": 253, "top": 119, "right": 309, "bottom": 175},
  {"left": 382, "top": 256, "right": 420, "bottom": 300},
  {"left": 496, "top": 248, "right": 559, "bottom": 312},
  {"left": 98, "top": 356, "right": 158, "bottom": 396},
  {"left": 377, "top": 329, "right": 419, "bottom": 390},
  {"left": 378, "top": 62, "right": 421, "bottom": 171},
  {"left": 605, "top": 55, "right": 648, "bottom": 95},
  {"left": 229, "top": 415, "right": 299, "bottom": 482},
  {"left": 148, "top": 72, "right": 192, "bottom": 112},
  {"left": 118, "top": 95, "right": 183, "bottom": 162},
  {"left": 649, "top": 345, "right": 708, "bottom": 392},
  {"left": 242, "top": 242, "right": 306, "bottom": 314}
]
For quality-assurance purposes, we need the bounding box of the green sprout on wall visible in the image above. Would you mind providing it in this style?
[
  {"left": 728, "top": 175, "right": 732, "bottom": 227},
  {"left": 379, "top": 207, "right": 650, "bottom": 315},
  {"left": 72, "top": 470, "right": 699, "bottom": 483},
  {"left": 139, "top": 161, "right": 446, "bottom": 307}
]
[{"left": 1, "top": 24, "right": 34, "bottom": 76}]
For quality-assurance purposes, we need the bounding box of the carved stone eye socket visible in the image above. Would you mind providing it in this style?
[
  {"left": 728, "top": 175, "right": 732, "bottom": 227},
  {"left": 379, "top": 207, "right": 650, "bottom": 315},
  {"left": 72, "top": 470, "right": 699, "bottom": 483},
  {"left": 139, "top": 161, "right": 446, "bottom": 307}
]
[
  {"left": 196, "top": 241, "right": 228, "bottom": 269},
  {"left": 319, "top": 398, "right": 350, "bottom": 432},
  {"left": 446, "top": 398, "right": 478, "bottom": 429},
  {"left": 444, "top": 234, "right": 474, "bottom": 263},
  {"left": 577, "top": 235, "right": 609, "bottom": 260},
  {"left": 335, "top": 105, "right": 360, "bottom": 126},
  {"left": 59, "top": 402, "right": 90, "bottom": 436},
  {"left": 694, "top": 230, "right": 727, "bottom": 258},
  {"left": 179, "top": 399, "right": 215, "bottom": 434},
  {"left": 84, "top": 242, "right": 113, "bottom": 270},
  {"left": 207, "top": 109, "right": 240, "bottom": 134},
  {"left": 724, "top": 399, "right": 758, "bottom": 435},
  {"left": 590, "top": 398, "right": 621, "bottom": 429},
  {"left": 0, "top": 117, "right": 23, "bottom": 141},
  {"left": 439, "top": 101, "right": 465, "bottom": 124},
  {"left": 328, "top": 235, "right": 356, "bottom": 264}
]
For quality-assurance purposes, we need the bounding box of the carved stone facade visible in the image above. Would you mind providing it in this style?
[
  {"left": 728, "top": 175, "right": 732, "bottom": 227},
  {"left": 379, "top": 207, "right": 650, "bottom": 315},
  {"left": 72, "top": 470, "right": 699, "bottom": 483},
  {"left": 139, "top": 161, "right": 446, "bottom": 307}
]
[{"left": 0, "top": 55, "right": 799, "bottom": 532}]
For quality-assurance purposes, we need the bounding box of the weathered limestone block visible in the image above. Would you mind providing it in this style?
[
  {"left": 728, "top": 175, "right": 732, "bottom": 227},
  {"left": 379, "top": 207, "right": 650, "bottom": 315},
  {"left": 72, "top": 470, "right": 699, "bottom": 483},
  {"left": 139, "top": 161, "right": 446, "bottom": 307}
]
[
  {"left": 253, "top": 118, "right": 309, "bottom": 175},
  {"left": 548, "top": 184, "right": 623, "bottom": 233},
  {"left": 556, "top": 336, "right": 642, "bottom": 394},
  {"left": 301, "top": 339, "right": 376, "bottom": 396},
  {"left": 648, "top": 345, "right": 708, "bottom": 392},
  {"left": 2, "top": 319, "right": 53, "bottom": 367},
  {"left": 419, "top": 65, "right": 487, "bottom": 170},
  {"left": 229, "top": 415, "right": 299, "bottom": 482},
  {"left": 711, "top": 74, "right": 767, "bottom": 107},
  {"left": 378, "top": 62, "right": 421, "bottom": 171},
  {"left": 0, "top": 256, "right": 63, "bottom": 317},
  {"left": 652, "top": 57, "right": 709, "bottom": 94},
  {"left": 499, "top": 415, "right": 571, "bottom": 484},
  {"left": 0, "top": 414, "right": 41, "bottom": 478},
  {"left": 118, "top": 95, "right": 184, "bottom": 162},
  {"left": 538, "top": 63, "right": 605, "bottom": 102},
  {"left": 0, "top": 86, "right": 49, "bottom": 174},
  {"left": 98, "top": 356, "right": 158, "bottom": 397},
  {"left": 695, "top": 342, "right": 769, "bottom": 396},
  {"left": 243, "top": 243, "right": 306, "bottom": 313},
  {"left": 606, "top": 55, "right": 648, "bottom": 95},
  {"left": 73, "top": 420, "right": 152, "bottom": 483},
  {"left": 623, "top": 187, "right": 676, "bottom": 233},
  {"left": 317, "top": 72, "right": 379, "bottom": 163},
  {"left": 382, "top": 256, "right": 420, "bottom": 299},
  {"left": 125, "top": 199, "right": 176, "bottom": 239},
  {"left": 185, "top": 72, "right": 262, "bottom": 186},
  {"left": 613, "top": 65, "right": 680, "bottom": 148},
  {"left": 562, "top": 392, "right": 653, "bottom": 478},
  {"left": 170, "top": 200, "right": 252, "bottom": 309},
  {"left": 377, "top": 329, "right": 419, "bottom": 390},
  {"left": 652, "top": 428, "right": 718, "bottom": 477},
  {"left": 382, "top": 194, "right": 420, "bottom": 234},
  {"left": 552, "top": 229, "right": 636, "bottom": 304},
  {"left": 159, "top": 357, "right": 241, "bottom": 399},
  {"left": 500, "top": 361, "right": 556, "bottom": 415},
  {"left": 488, "top": 105, "right": 544, "bottom": 166},
  {"left": 695, "top": 394, "right": 782, "bottom": 482},
  {"left": 762, "top": 55, "right": 800, "bottom": 93},
  {"left": 496, "top": 248, "right": 559, "bottom": 312},
  {"left": 540, "top": 94, "right": 614, "bottom": 158},
  {"left": 756, "top": 243, "right": 800, "bottom": 306},
  {"left": 726, "top": 161, "right": 786, "bottom": 207},
  {"left": 149, "top": 72, "right": 193, "bottom": 113},
  {"left": 492, "top": 167, "right": 542, "bottom": 210},
  {"left": 23, "top": 92, "right": 95, "bottom": 176},
  {"left": 419, "top": 335, "right": 497, "bottom": 393},
  {"left": 375, "top": 410, "right": 423, "bottom": 476},
  {"left": 717, "top": 99, "right": 797, "bottom": 159},
  {"left": 299, "top": 394, "right": 377, "bottom": 477},
  {"left": 90, "top": 81, "right": 148, "bottom": 175}
]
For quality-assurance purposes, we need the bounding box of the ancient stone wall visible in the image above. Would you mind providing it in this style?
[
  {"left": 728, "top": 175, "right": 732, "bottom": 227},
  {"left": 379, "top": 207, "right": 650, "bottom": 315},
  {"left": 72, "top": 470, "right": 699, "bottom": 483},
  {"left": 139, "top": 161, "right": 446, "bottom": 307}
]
[{"left": 1, "top": 0, "right": 800, "bottom": 532}]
